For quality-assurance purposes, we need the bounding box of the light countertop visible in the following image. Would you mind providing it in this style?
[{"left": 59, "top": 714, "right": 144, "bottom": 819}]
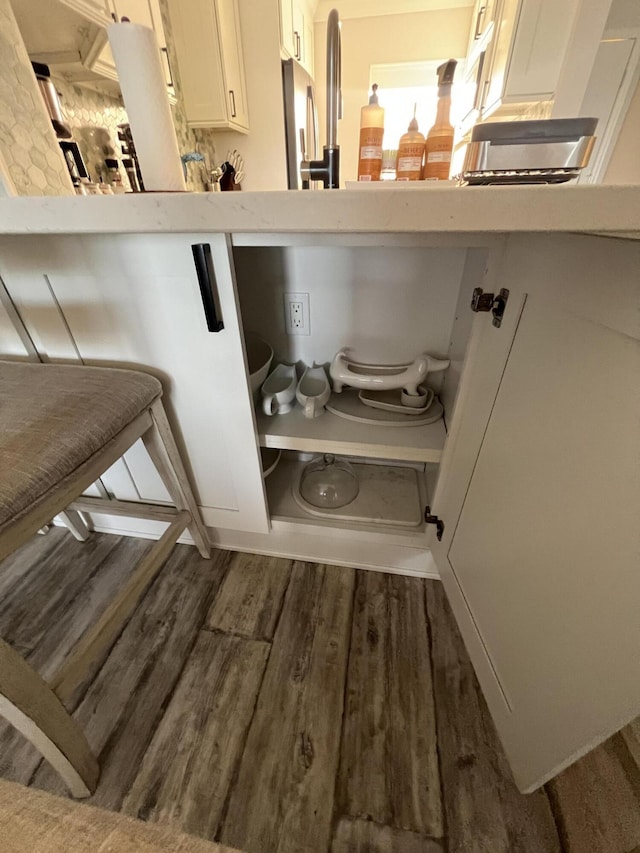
[{"left": 0, "top": 185, "right": 638, "bottom": 237}]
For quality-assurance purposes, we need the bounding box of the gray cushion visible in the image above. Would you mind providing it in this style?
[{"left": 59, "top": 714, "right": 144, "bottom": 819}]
[{"left": 0, "top": 362, "right": 162, "bottom": 529}]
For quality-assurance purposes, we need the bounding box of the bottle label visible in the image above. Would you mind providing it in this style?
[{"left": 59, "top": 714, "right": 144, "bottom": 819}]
[
  {"left": 424, "top": 136, "right": 454, "bottom": 180},
  {"left": 358, "top": 126, "right": 384, "bottom": 180},
  {"left": 358, "top": 175, "right": 372, "bottom": 181},
  {"left": 397, "top": 155, "right": 423, "bottom": 172},
  {"left": 427, "top": 151, "right": 451, "bottom": 163}
]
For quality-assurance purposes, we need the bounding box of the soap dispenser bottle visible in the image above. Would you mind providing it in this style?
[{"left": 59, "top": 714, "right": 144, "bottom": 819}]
[
  {"left": 357, "top": 84, "right": 385, "bottom": 181},
  {"left": 423, "top": 59, "right": 457, "bottom": 181},
  {"left": 395, "top": 105, "right": 425, "bottom": 181}
]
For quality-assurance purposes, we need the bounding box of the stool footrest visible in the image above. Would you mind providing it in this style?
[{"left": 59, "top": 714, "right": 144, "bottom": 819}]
[{"left": 69, "top": 496, "right": 181, "bottom": 524}]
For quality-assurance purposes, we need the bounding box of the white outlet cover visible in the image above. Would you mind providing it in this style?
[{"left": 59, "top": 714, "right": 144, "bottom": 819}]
[{"left": 284, "top": 291, "right": 310, "bottom": 336}]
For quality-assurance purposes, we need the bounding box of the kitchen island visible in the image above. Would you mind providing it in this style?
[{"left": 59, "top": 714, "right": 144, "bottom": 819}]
[{"left": 0, "top": 183, "right": 638, "bottom": 794}]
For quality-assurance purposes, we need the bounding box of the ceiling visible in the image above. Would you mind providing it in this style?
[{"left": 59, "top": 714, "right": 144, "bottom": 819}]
[{"left": 314, "top": 0, "right": 474, "bottom": 22}]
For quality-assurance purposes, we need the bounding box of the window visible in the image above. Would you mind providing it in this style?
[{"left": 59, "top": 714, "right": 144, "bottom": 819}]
[{"left": 369, "top": 59, "right": 469, "bottom": 154}]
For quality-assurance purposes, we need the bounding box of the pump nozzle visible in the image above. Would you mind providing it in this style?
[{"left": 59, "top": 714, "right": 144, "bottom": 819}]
[
  {"left": 369, "top": 83, "right": 379, "bottom": 105},
  {"left": 437, "top": 59, "right": 457, "bottom": 86},
  {"left": 406, "top": 102, "right": 419, "bottom": 132},
  {"left": 436, "top": 59, "right": 457, "bottom": 97}
]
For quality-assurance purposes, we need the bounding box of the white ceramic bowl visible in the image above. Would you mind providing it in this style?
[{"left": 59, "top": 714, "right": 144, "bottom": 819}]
[{"left": 245, "top": 333, "right": 273, "bottom": 400}]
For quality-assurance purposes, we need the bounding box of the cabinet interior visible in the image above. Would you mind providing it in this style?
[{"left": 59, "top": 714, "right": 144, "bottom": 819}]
[{"left": 233, "top": 238, "right": 491, "bottom": 542}]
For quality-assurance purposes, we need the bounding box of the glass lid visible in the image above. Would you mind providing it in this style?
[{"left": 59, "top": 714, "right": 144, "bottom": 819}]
[{"left": 299, "top": 454, "right": 359, "bottom": 509}]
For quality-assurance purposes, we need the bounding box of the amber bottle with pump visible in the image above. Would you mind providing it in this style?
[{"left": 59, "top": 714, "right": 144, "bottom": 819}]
[
  {"left": 423, "top": 59, "right": 457, "bottom": 181},
  {"left": 357, "top": 84, "right": 385, "bottom": 181},
  {"left": 396, "top": 105, "right": 425, "bottom": 181}
]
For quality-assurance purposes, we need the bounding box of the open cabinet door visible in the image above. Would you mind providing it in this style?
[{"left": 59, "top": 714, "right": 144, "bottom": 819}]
[{"left": 431, "top": 232, "right": 640, "bottom": 792}]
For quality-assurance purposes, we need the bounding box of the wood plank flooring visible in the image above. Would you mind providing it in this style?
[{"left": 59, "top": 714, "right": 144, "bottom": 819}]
[{"left": 0, "top": 529, "right": 638, "bottom": 853}]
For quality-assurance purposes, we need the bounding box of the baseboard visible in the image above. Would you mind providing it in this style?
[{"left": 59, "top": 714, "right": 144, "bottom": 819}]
[{"left": 53, "top": 516, "right": 438, "bottom": 579}]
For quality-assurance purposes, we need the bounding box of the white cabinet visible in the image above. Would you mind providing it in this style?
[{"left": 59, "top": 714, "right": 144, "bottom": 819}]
[
  {"left": 0, "top": 233, "right": 268, "bottom": 534},
  {"left": 166, "top": 0, "right": 249, "bottom": 132},
  {"left": 280, "top": 0, "right": 296, "bottom": 60},
  {"left": 111, "top": 0, "right": 175, "bottom": 94},
  {"left": 1, "top": 214, "right": 639, "bottom": 798},
  {"left": 93, "top": 0, "right": 176, "bottom": 100},
  {"left": 59, "top": 0, "right": 112, "bottom": 26},
  {"left": 431, "top": 232, "right": 640, "bottom": 791},
  {"left": 280, "top": 0, "right": 315, "bottom": 77},
  {"left": 464, "top": 0, "right": 497, "bottom": 59},
  {"left": 470, "top": 0, "right": 578, "bottom": 121},
  {"left": 11, "top": 0, "right": 112, "bottom": 84}
]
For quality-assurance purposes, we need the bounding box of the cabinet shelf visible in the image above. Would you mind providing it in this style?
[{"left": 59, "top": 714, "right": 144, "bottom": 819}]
[{"left": 256, "top": 405, "right": 446, "bottom": 463}]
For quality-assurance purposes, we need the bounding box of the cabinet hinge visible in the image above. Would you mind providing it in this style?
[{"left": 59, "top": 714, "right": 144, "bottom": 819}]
[
  {"left": 471, "top": 287, "right": 510, "bottom": 328},
  {"left": 425, "top": 506, "right": 444, "bottom": 541}
]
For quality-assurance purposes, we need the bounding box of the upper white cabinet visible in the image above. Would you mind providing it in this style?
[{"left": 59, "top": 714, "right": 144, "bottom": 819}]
[
  {"left": 464, "top": 0, "right": 498, "bottom": 60},
  {"left": 166, "top": 0, "right": 249, "bottom": 132},
  {"left": 13, "top": 0, "right": 175, "bottom": 99},
  {"left": 466, "top": 0, "right": 578, "bottom": 122},
  {"left": 11, "top": 0, "right": 111, "bottom": 81},
  {"left": 98, "top": 0, "right": 175, "bottom": 97},
  {"left": 59, "top": 0, "right": 112, "bottom": 24},
  {"left": 280, "top": 0, "right": 315, "bottom": 77}
]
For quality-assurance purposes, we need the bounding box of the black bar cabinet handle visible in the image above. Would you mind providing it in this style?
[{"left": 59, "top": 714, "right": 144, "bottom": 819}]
[{"left": 191, "top": 243, "right": 224, "bottom": 332}]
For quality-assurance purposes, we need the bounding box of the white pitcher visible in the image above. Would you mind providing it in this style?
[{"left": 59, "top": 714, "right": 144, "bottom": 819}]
[
  {"left": 296, "top": 365, "right": 331, "bottom": 419},
  {"left": 261, "top": 364, "right": 297, "bottom": 415}
]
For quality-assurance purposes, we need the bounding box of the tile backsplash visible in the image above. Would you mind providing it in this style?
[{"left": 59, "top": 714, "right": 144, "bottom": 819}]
[
  {"left": 0, "top": 0, "right": 219, "bottom": 195},
  {"left": 0, "top": 0, "right": 72, "bottom": 196},
  {"left": 53, "top": 79, "right": 129, "bottom": 186}
]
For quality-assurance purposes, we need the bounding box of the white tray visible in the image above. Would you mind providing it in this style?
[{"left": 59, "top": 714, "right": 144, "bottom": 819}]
[
  {"left": 292, "top": 461, "right": 422, "bottom": 526},
  {"left": 327, "top": 390, "right": 443, "bottom": 427}
]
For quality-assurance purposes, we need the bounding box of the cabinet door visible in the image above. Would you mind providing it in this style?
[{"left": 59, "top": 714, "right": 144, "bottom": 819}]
[
  {"left": 0, "top": 233, "right": 269, "bottom": 535},
  {"left": 280, "top": 0, "right": 296, "bottom": 59},
  {"left": 483, "top": 0, "right": 578, "bottom": 115},
  {"left": 465, "top": 0, "right": 497, "bottom": 57},
  {"left": 431, "top": 232, "right": 640, "bottom": 792},
  {"left": 217, "top": 0, "right": 249, "bottom": 130},
  {"left": 167, "top": 0, "right": 248, "bottom": 131},
  {"left": 292, "top": 2, "right": 304, "bottom": 65},
  {"left": 303, "top": 12, "right": 314, "bottom": 77},
  {"left": 480, "top": 0, "right": 518, "bottom": 115},
  {"left": 109, "top": 0, "right": 174, "bottom": 90}
]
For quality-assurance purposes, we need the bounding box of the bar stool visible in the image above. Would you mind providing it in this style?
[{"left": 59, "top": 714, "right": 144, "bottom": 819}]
[{"left": 0, "top": 361, "right": 210, "bottom": 797}]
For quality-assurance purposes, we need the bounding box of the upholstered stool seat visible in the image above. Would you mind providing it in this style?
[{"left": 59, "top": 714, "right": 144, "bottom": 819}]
[
  {"left": 0, "top": 362, "right": 162, "bottom": 531},
  {"left": 0, "top": 359, "right": 209, "bottom": 799}
]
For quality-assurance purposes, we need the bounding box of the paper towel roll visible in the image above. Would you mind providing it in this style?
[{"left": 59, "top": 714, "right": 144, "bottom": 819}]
[{"left": 108, "top": 21, "right": 186, "bottom": 192}]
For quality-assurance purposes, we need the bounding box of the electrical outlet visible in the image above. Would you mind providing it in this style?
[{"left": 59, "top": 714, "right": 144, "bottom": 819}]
[{"left": 284, "top": 292, "right": 310, "bottom": 335}]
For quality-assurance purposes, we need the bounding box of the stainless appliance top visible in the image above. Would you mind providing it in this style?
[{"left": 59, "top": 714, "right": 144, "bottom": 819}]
[{"left": 462, "top": 118, "right": 598, "bottom": 185}]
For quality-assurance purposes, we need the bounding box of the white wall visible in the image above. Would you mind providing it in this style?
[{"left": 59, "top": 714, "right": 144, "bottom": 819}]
[
  {"left": 314, "top": 7, "right": 473, "bottom": 185},
  {"left": 604, "top": 79, "right": 640, "bottom": 183},
  {"left": 234, "top": 245, "right": 466, "bottom": 373},
  {"left": 212, "top": 0, "right": 288, "bottom": 191}
]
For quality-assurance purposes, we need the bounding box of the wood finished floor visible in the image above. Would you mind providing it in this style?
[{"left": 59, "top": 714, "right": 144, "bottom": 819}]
[{"left": 0, "top": 528, "right": 638, "bottom": 853}]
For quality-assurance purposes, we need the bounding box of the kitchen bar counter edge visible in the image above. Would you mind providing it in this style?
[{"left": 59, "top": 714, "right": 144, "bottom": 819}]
[{"left": 0, "top": 186, "right": 638, "bottom": 237}]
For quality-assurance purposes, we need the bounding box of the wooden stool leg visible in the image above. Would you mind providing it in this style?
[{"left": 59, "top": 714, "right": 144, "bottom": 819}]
[
  {"left": 58, "top": 510, "right": 91, "bottom": 542},
  {"left": 142, "top": 400, "right": 211, "bottom": 558},
  {"left": 0, "top": 639, "right": 98, "bottom": 798}
]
